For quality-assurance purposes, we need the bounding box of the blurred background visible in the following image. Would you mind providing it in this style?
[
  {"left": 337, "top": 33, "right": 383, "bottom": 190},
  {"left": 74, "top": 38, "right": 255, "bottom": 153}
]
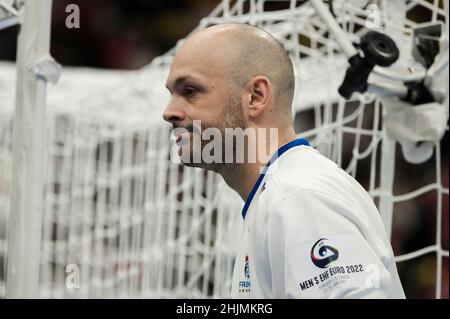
[
  {"left": 1, "top": 0, "right": 222, "bottom": 69},
  {"left": 0, "top": 0, "right": 448, "bottom": 299}
]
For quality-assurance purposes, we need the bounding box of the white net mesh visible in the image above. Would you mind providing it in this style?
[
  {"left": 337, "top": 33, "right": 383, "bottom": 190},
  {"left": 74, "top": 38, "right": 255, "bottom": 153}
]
[{"left": 0, "top": 0, "right": 448, "bottom": 298}]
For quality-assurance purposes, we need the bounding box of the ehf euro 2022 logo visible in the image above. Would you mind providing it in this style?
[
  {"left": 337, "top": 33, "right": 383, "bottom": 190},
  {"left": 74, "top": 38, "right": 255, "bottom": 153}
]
[{"left": 310, "top": 238, "right": 339, "bottom": 269}]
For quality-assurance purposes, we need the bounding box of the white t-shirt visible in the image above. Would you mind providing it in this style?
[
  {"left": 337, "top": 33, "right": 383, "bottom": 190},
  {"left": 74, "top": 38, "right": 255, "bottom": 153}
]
[{"left": 231, "top": 138, "right": 405, "bottom": 299}]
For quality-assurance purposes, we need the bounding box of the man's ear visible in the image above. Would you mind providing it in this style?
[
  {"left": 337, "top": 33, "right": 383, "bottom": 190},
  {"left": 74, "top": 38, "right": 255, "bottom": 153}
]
[{"left": 244, "top": 76, "right": 272, "bottom": 119}]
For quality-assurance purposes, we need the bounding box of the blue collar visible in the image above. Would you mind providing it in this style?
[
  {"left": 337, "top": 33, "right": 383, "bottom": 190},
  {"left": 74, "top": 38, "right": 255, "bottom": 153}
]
[{"left": 241, "top": 138, "right": 310, "bottom": 220}]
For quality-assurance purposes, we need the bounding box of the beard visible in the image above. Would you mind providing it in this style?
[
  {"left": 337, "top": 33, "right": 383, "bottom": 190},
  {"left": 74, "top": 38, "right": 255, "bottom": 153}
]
[{"left": 178, "top": 92, "right": 246, "bottom": 172}]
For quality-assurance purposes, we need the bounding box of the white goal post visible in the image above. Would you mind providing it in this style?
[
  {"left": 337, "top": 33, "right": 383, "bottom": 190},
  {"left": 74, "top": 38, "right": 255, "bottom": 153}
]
[
  {"left": 0, "top": 0, "right": 448, "bottom": 298},
  {"left": 2, "top": 0, "right": 57, "bottom": 298}
]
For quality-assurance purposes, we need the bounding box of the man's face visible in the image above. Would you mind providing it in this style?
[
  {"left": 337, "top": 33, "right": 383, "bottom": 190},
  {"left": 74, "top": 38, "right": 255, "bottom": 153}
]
[{"left": 163, "top": 33, "right": 246, "bottom": 170}]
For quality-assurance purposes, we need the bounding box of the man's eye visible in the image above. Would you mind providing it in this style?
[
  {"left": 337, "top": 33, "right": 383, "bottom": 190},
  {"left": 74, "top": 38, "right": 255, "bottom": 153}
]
[{"left": 183, "top": 87, "right": 196, "bottom": 97}]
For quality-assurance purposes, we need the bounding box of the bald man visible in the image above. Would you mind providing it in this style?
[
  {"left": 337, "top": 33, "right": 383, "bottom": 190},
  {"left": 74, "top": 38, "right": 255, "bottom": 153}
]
[{"left": 163, "top": 23, "right": 405, "bottom": 299}]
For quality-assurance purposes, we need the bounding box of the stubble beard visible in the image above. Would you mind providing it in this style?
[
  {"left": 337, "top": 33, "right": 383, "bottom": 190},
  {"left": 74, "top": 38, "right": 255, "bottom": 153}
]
[{"left": 181, "top": 92, "right": 246, "bottom": 173}]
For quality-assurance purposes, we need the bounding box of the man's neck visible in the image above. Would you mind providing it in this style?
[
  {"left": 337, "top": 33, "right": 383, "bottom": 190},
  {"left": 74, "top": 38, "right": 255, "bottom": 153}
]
[{"left": 218, "top": 126, "right": 296, "bottom": 202}]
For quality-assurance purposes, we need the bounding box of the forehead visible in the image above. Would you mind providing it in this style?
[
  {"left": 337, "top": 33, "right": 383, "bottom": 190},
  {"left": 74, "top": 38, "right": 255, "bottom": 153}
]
[{"left": 166, "top": 32, "right": 234, "bottom": 87}]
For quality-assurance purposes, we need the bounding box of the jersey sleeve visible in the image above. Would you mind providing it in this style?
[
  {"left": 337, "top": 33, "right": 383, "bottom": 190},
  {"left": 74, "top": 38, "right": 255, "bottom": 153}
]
[{"left": 266, "top": 189, "right": 403, "bottom": 299}]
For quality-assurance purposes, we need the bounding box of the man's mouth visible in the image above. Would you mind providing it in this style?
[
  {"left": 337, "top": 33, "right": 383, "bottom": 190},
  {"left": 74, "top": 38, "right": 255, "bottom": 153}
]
[
  {"left": 172, "top": 124, "right": 200, "bottom": 141},
  {"left": 171, "top": 122, "right": 202, "bottom": 145},
  {"left": 173, "top": 131, "right": 192, "bottom": 144}
]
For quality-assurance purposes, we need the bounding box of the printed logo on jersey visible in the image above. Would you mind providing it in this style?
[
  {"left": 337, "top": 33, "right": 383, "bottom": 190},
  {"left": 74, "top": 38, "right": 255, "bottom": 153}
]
[
  {"left": 310, "top": 238, "right": 339, "bottom": 268},
  {"left": 244, "top": 255, "right": 250, "bottom": 279},
  {"left": 288, "top": 234, "right": 369, "bottom": 296},
  {"left": 239, "top": 255, "right": 251, "bottom": 293}
]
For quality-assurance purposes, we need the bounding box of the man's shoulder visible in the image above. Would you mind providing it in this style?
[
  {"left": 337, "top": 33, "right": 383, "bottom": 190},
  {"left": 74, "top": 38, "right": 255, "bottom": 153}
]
[
  {"left": 257, "top": 145, "right": 378, "bottom": 227},
  {"left": 264, "top": 145, "right": 345, "bottom": 201}
]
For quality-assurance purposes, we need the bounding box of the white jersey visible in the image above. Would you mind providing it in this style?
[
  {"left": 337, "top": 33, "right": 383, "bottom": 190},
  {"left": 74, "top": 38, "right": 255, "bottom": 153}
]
[{"left": 231, "top": 138, "right": 405, "bottom": 299}]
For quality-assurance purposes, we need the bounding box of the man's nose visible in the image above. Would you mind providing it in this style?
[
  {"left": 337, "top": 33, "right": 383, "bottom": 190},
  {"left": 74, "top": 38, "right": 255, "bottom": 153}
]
[{"left": 163, "top": 100, "right": 186, "bottom": 124}]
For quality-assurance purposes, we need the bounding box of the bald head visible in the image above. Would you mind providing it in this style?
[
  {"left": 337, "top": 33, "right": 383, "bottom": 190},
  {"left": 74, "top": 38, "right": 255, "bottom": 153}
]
[{"left": 180, "top": 23, "right": 295, "bottom": 114}]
